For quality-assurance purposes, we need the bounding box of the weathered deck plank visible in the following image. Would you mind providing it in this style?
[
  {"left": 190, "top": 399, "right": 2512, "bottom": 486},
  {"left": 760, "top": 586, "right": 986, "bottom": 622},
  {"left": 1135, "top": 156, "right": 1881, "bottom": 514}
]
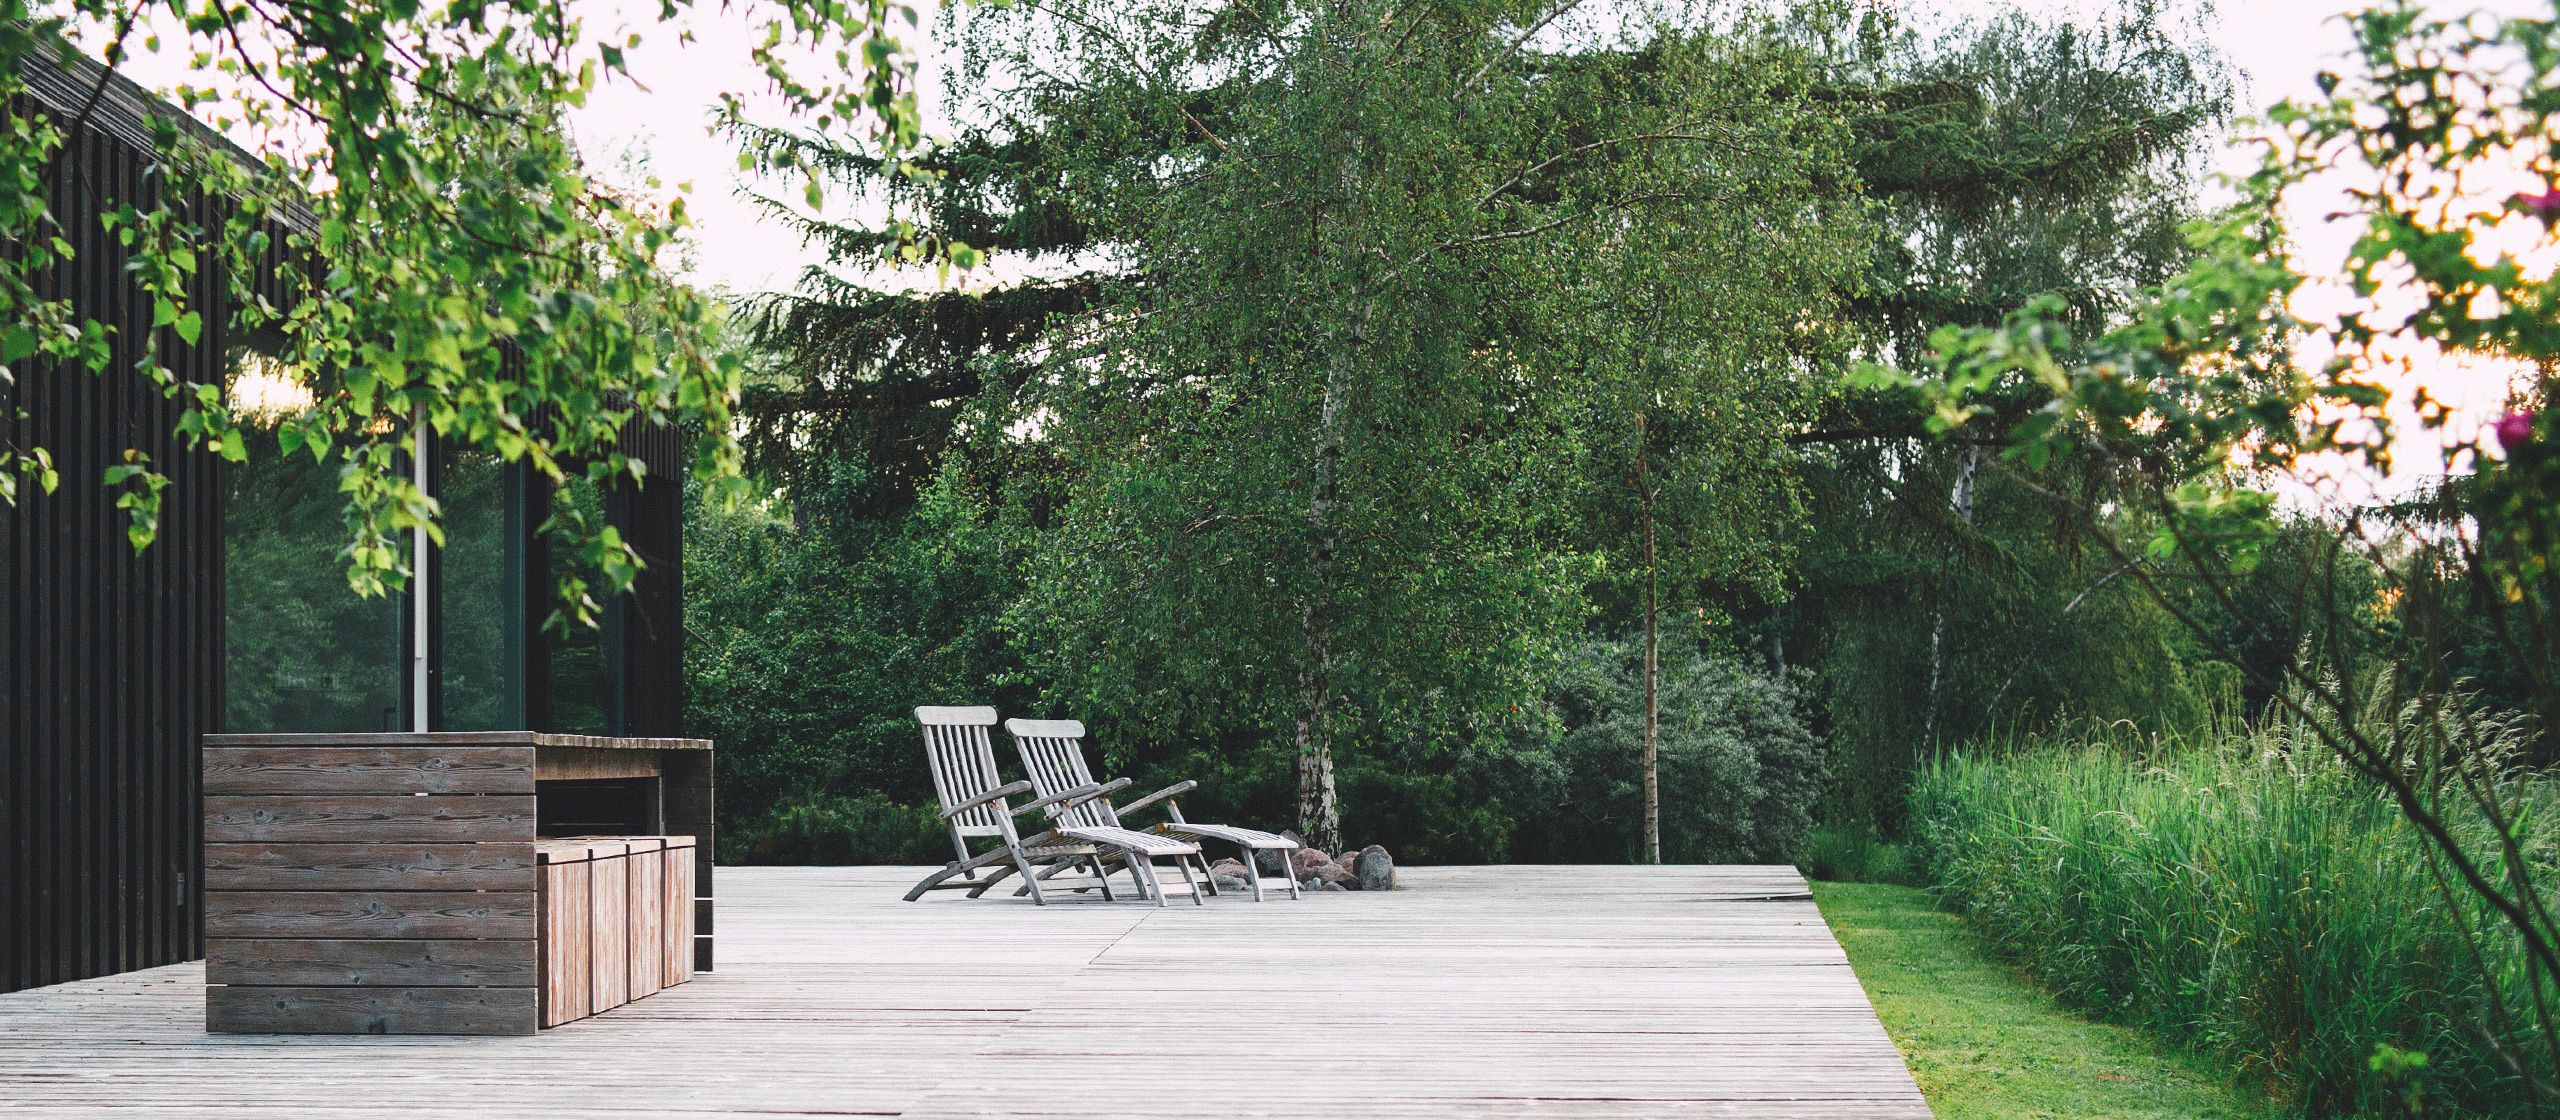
[{"left": 0, "top": 865, "right": 1926, "bottom": 1118}]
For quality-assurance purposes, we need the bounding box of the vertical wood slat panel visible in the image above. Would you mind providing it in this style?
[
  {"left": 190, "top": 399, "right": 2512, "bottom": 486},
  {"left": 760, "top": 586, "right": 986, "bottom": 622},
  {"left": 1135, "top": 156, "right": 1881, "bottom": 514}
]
[
  {"left": 613, "top": 423, "right": 684, "bottom": 741},
  {"left": 0, "top": 267, "right": 11, "bottom": 993},
  {"left": 626, "top": 840, "right": 662, "bottom": 1001},
  {"left": 538, "top": 847, "right": 592, "bottom": 1027},
  {"left": 1, "top": 88, "right": 226, "bottom": 995},
  {"left": 71, "top": 119, "right": 100, "bottom": 987},
  {"left": 588, "top": 840, "right": 629, "bottom": 1013},
  {"left": 94, "top": 124, "right": 122, "bottom": 984},
  {"left": 112, "top": 131, "right": 138, "bottom": 980},
  {"left": 661, "top": 838, "right": 694, "bottom": 988}
]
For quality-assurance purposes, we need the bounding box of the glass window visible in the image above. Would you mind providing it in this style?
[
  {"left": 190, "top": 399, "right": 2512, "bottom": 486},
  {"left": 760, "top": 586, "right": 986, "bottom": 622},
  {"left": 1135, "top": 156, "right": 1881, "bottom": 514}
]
[
  {"left": 436, "top": 444, "right": 520, "bottom": 729},
  {"left": 545, "top": 473, "right": 612, "bottom": 735},
  {"left": 223, "top": 350, "right": 404, "bottom": 732}
]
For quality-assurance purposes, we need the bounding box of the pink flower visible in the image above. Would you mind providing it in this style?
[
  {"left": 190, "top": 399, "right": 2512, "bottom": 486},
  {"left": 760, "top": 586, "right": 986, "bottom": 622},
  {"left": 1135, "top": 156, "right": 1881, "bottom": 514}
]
[
  {"left": 2514, "top": 189, "right": 2560, "bottom": 221},
  {"left": 2494, "top": 410, "right": 2535, "bottom": 449}
]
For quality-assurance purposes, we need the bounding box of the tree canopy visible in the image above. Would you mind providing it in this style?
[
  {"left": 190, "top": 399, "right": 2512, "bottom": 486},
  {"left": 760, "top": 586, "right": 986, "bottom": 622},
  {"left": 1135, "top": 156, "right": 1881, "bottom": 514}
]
[
  {"left": 1, "top": 0, "right": 929, "bottom": 612},
  {"left": 742, "top": 0, "right": 1879, "bottom": 849}
]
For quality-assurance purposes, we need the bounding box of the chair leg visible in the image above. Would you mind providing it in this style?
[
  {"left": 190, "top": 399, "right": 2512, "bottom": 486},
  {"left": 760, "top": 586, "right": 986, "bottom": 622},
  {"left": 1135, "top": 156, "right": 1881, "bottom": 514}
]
[
  {"left": 904, "top": 862, "right": 967, "bottom": 902},
  {"left": 1134, "top": 855, "right": 1170, "bottom": 907},
  {"left": 1246, "top": 848, "right": 1266, "bottom": 902},
  {"left": 1175, "top": 855, "right": 1206, "bottom": 907},
  {"left": 966, "top": 861, "right": 1020, "bottom": 898},
  {"left": 1286, "top": 848, "right": 1303, "bottom": 900},
  {"left": 1091, "top": 855, "right": 1117, "bottom": 902},
  {"left": 1198, "top": 853, "right": 1221, "bottom": 898},
  {"left": 1013, "top": 845, "right": 1048, "bottom": 906}
]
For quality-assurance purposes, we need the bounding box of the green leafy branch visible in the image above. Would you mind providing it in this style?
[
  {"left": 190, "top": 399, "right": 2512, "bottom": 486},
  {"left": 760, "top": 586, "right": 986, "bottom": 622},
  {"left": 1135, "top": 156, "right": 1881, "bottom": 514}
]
[{"left": 0, "top": 0, "right": 938, "bottom": 615}]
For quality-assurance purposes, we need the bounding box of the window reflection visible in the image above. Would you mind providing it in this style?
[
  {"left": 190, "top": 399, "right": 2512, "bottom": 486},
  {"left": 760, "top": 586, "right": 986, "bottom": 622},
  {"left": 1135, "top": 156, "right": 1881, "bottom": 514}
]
[
  {"left": 437, "top": 445, "right": 518, "bottom": 729},
  {"left": 223, "top": 346, "right": 643, "bottom": 736},
  {"left": 547, "top": 473, "right": 611, "bottom": 735},
  {"left": 222, "top": 350, "right": 402, "bottom": 732}
]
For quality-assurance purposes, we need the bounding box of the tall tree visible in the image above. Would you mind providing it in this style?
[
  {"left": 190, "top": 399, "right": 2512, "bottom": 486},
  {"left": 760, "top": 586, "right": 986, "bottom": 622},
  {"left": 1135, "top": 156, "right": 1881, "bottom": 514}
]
[
  {"left": 1764, "top": 1, "right": 2232, "bottom": 820},
  {"left": 1574, "top": 239, "right": 1859, "bottom": 861},
  {"left": 1002, "top": 1, "right": 1875, "bottom": 849},
  {"left": 745, "top": 1, "right": 1869, "bottom": 847}
]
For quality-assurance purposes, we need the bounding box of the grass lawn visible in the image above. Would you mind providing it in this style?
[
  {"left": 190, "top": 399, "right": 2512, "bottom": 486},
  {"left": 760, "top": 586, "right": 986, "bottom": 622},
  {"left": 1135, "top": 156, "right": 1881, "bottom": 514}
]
[{"left": 1813, "top": 881, "right": 2284, "bottom": 1120}]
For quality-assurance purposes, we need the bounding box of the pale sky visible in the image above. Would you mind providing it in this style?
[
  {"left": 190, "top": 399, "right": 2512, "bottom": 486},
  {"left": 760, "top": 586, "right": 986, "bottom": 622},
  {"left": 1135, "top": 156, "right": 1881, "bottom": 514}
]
[
  {"left": 584, "top": 0, "right": 2440, "bottom": 295},
  {"left": 2205, "top": 1, "right": 2547, "bottom": 506},
  {"left": 95, "top": 0, "right": 2555, "bottom": 503},
  {"left": 561, "top": 0, "right": 900, "bottom": 299},
  {"left": 110, "top": 0, "right": 2444, "bottom": 293}
]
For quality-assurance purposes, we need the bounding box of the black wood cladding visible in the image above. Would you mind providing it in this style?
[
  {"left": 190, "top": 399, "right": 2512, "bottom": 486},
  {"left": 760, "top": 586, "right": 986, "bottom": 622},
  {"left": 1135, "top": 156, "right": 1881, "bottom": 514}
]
[{"left": 1, "top": 87, "right": 234, "bottom": 994}]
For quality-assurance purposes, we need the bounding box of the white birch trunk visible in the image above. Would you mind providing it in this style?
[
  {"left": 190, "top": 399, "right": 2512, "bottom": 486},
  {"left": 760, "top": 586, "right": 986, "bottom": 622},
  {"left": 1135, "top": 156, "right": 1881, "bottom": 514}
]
[
  {"left": 1922, "top": 445, "right": 1982, "bottom": 744},
  {"left": 1636, "top": 413, "right": 1661, "bottom": 864}
]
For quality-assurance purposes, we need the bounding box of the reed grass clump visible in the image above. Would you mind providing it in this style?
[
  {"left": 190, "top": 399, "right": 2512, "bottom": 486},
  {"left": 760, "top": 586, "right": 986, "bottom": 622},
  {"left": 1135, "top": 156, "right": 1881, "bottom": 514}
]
[{"left": 1911, "top": 723, "right": 2558, "bottom": 1117}]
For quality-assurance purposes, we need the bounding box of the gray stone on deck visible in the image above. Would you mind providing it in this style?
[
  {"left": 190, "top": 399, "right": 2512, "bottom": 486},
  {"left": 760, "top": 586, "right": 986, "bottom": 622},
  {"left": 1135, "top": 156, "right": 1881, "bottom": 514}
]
[{"left": 1354, "top": 847, "right": 1396, "bottom": 891}]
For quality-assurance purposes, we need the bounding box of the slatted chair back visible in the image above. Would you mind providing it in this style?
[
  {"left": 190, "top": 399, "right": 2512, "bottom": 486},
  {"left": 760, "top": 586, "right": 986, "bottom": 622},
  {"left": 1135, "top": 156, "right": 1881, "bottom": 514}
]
[
  {"left": 1004, "top": 719, "right": 1114, "bottom": 830},
  {"left": 916, "top": 706, "right": 1011, "bottom": 840}
]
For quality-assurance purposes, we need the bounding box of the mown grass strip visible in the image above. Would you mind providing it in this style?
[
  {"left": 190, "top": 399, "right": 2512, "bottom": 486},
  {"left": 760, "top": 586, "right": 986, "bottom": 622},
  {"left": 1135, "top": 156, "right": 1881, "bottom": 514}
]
[{"left": 1814, "top": 881, "right": 2283, "bottom": 1120}]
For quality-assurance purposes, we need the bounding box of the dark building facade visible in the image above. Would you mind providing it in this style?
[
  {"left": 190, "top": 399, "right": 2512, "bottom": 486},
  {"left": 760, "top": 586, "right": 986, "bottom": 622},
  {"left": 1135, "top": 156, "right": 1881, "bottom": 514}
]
[{"left": 2, "top": 49, "right": 686, "bottom": 994}]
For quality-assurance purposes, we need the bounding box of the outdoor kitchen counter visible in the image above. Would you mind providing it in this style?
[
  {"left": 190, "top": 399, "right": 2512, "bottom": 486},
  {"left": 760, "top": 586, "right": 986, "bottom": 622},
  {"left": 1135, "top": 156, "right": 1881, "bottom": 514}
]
[{"left": 200, "top": 731, "right": 714, "bottom": 1035}]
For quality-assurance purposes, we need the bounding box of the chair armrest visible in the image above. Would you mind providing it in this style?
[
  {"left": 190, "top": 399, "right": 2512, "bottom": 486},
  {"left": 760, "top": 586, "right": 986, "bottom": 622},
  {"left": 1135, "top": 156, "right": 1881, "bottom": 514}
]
[
  {"left": 942, "top": 780, "right": 1034, "bottom": 820},
  {"left": 1014, "top": 781, "right": 1099, "bottom": 817},
  {"left": 1114, "top": 779, "right": 1199, "bottom": 821},
  {"left": 1084, "top": 776, "right": 1137, "bottom": 803},
  {"left": 1016, "top": 777, "right": 1127, "bottom": 817}
]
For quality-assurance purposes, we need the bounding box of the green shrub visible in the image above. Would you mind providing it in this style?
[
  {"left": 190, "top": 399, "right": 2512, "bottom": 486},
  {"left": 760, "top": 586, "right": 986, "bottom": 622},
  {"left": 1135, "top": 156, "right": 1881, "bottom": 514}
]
[
  {"left": 687, "top": 468, "right": 1032, "bottom": 836},
  {"left": 1513, "top": 638, "right": 1826, "bottom": 863},
  {"left": 1793, "top": 822, "right": 1913, "bottom": 884},
  {"left": 723, "top": 792, "right": 950, "bottom": 865},
  {"left": 1911, "top": 727, "right": 2558, "bottom": 1117}
]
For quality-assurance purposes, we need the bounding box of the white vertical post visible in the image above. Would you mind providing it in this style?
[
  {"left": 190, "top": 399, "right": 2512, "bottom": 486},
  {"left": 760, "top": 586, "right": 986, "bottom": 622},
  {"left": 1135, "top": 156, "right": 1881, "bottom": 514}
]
[{"left": 411, "top": 407, "right": 430, "bottom": 733}]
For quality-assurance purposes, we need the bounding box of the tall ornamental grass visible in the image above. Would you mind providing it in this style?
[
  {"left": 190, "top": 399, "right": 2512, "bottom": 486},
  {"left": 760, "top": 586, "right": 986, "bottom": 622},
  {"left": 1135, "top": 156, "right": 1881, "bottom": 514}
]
[{"left": 1911, "top": 724, "right": 2558, "bottom": 1117}]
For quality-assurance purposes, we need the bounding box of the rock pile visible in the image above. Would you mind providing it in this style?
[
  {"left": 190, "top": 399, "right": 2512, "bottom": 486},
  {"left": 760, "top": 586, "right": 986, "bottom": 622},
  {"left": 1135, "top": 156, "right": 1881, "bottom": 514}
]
[{"left": 1207, "top": 839, "right": 1395, "bottom": 892}]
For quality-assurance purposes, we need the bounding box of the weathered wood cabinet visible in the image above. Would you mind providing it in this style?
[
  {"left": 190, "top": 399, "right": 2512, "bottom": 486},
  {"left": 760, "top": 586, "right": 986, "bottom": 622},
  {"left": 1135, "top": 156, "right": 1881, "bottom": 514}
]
[
  {"left": 203, "top": 732, "right": 712, "bottom": 1035},
  {"left": 535, "top": 835, "right": 695, "bottom": 1027}
]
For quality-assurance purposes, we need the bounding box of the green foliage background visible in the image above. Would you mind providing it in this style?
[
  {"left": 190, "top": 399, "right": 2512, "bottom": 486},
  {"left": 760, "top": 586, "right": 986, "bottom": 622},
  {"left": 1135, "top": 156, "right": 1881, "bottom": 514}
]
[{"left": 694, "top": 0, "right": 2253, "bottom": 865}]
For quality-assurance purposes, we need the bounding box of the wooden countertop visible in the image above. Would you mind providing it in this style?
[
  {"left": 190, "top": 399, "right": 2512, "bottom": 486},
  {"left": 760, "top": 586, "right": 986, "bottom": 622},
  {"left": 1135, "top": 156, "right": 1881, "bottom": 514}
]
[{"left": 205, "top": 731, "right": 711, "bottom": 751}]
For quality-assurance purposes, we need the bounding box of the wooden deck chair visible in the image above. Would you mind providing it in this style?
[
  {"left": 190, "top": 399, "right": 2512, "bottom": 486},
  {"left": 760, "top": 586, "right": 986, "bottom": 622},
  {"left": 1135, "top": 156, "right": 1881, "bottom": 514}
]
[
  {"left": 904, "top": 706, "right": 1120, "bottom": 905},
  {"left": 1005, "top": 718, "right": 1301, "bottom": 902}
]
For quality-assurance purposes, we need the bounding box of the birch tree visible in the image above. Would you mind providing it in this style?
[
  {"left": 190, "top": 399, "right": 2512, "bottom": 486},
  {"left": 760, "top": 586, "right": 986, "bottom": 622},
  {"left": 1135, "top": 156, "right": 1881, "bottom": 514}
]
[
  {"left": 925, "top": 0, "right": 1868, "bottom": 847},
  {"left": 1574, "top": 242, "right": 1859, "bottom": 862}
]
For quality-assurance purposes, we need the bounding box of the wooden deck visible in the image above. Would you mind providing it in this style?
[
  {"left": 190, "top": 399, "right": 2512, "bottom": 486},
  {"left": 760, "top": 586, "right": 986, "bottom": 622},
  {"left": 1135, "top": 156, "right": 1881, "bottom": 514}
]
[{"left": 0, "top": 865, "right": 1927, "bottom": 1118}]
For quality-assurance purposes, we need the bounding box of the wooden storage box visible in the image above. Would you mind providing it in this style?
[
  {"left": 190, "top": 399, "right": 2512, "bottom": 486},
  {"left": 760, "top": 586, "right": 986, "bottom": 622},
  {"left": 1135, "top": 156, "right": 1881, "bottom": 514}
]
[
  {"left": 625, "top": 838, "right": 665, "bottom": 1002},
  {"left": 203, "top": 732, "right": 714, "bottom": 1036},
  {"left": 662, "top": 836, "right": 696, "bottom": 989},
  {"left": 532, "top": 835, "right": 695, "bottom": 1027},
  {"left": 537, "top": 841, "right": 595, "bottom": 1027}
]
